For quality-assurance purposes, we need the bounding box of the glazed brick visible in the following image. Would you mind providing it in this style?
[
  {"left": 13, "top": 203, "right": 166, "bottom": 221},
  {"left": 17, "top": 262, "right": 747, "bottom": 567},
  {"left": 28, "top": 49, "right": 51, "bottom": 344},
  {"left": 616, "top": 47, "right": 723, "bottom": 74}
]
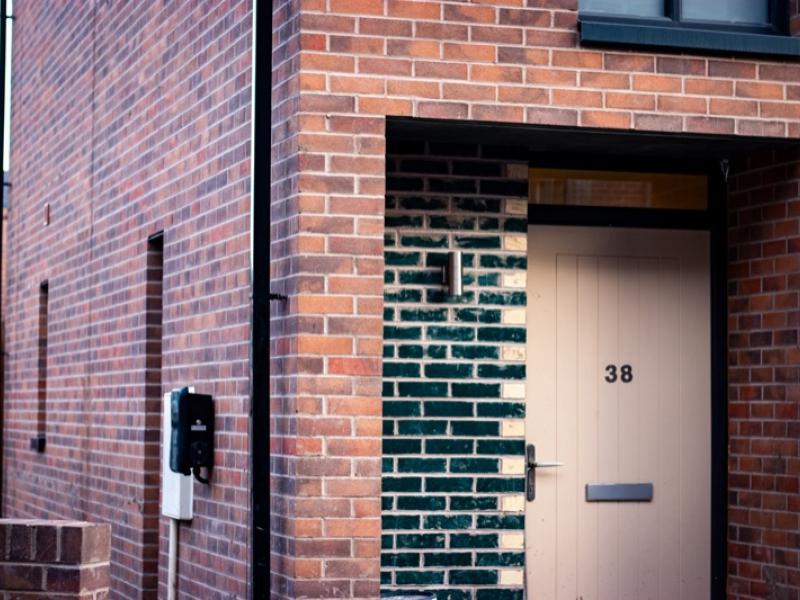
[
  {"left": 477, "top": 478, "right": 525, "bottom": 493},
  {"left": 477, "top": 515, "right": 525, "bottom": 530},
  {"left": 397, "top": 496, "right": 447, "bottom": 511},
  {"left": 451, "top": 421, "right": 500, "bottom": 437},
  {"left": 452, "top": 384, "right": 500, "bottom": 398},
  {"left": 424, "top": 515, "right": 474, "bottom": 530},
  {"left": 478, "top": 402, "right": 526, "bottom": 418},
  {"left": 451, "top": 346, "right": 500, "bottom": 360},
  {"left": 455, "top": 308, "right": 501, "bottom": 323},
  {"left": 396, "top": 534, "right": 446, "bottom": 549},
  {"left": 477, "top": 327, "right": 526, "bottom": 342},
  {"left": 401, "top": 308, "right": 448, "bottom": 322},
  {"left": 449, "top": 570, "right": 498, "bottom": 585},
  {"left": 477, "top": 590, "right": 524, "bottom": 600},
  {"left": 383, "top": 401, "right": 421, "bottom": 417},
  {"left": 383, "top": 439, "right": 422, "bottom": 455},
  {"left": 450, "top": 497, "right": 498, "bottom": 511},
  {"left": 426, "top": 439, "right": 475, "bottom": 454},
  {"left": 382, "top": 515, "right": 421, "bottom": 530},
  {"left": 477, "top": 440, "right": 525, "bottom": 456},
  {"left": 453, "top": 198, "right": 502, "bottom": 213},
  {"left": 399, "top": 271, "right": 447, "bottom": 285},
  {"left": 451, "top": 458, "right": 500, "bottom": 473},
  {"left": 429, "top": 216, "right": 477, "bottom": 230},
  {"left": 476, "top": 553, "right": 526, "bottom": 567},
  {"left": 385, "top": 251, "right": 422, "bottom": 265},
  {"left": 450, "top": 535, "right": 498, "bottom": 549},
  {"left": 383, "top": 478, "right": 423, "bottom": 493},
  {"left": 384, "top": 325, "right": 423, "bottom": 340},
  {"left": 398, "top": 382, "right": 448, "bottom": 397},
  {"left": 398, "top": 458, "right": 447, "bottom": 473},
  {"left": 397, "top": 420, "right": 448, "bottom": 436},
  {"left": 425, "top": 478, "right": 475, "bottom": 492},
  {"left": 424, "top": 401, "right": 474, "bottom": 417},
  {"left": 427, "top": 326, "right": 476, "bottom": 341},
  {"left": 424, "top": 364, "right": 474, "bottom": 379},
  {"left": 383, "top": 363, "right": 422, "bottom": 378},
  {"left": 477, "top": 364, "right": 526, "bottom": 379},
  {"left": 424, "top": 553, "right": 473, "bottom": 567},
  {"left": 396, "top": 571, "right": 445, "bottom": 585},
  {"left": 381, "top": 553, "right": 420, "bottom": 568}
]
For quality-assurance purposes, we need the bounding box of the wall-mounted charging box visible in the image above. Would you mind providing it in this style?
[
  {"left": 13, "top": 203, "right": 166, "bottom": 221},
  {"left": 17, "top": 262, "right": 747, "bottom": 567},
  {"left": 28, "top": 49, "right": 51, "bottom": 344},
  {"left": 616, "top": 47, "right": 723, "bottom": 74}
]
[{"left": 161, "top": 389, "right": 193, "bottom": 520}]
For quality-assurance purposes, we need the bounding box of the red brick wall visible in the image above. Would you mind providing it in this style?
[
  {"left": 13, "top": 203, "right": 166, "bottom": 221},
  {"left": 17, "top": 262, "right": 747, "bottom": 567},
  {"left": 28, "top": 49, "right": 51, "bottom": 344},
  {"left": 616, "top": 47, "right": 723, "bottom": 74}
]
[
  {"left": 4, "top": 2, "right": 252, "bottom": 599},
  {"left": 269, "top": 1, "right": 800, "bottom": 598},
  {"left": 728, "top": 149, "right": 800, "bottom": 600},
  {"left": 0, "top": 519, "right": 111, "bottom": 599}
]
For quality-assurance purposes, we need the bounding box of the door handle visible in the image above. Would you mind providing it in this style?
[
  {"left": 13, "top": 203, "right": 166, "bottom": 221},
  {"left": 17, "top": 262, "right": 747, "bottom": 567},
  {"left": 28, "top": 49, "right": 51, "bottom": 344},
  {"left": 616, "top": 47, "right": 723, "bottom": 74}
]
[{"left": 526, "top": 444, "right": 563, "bottom": 501}]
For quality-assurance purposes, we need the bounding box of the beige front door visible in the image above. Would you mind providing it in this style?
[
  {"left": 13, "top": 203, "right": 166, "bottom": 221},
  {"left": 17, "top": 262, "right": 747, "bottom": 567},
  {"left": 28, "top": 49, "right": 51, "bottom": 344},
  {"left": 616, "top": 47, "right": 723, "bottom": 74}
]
[{"left": 525, "top": 225, "right": 711, "bottom": 600}]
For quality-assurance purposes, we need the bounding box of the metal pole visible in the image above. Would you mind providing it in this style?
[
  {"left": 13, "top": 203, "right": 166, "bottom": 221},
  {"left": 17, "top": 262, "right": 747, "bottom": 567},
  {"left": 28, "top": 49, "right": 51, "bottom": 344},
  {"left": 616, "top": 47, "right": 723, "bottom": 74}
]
[{"left": 250, "top": 1, "right": 271, "bottom": 598}]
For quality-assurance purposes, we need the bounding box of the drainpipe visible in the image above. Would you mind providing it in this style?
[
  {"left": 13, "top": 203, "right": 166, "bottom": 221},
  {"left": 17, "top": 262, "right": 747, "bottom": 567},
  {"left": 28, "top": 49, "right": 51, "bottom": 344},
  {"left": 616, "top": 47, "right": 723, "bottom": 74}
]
[
  {"left": 250, "top": 1, "right": 270, "bottom": 598},
  {"left": 0, "top": 0, "right": 8, "bottom": 516}
]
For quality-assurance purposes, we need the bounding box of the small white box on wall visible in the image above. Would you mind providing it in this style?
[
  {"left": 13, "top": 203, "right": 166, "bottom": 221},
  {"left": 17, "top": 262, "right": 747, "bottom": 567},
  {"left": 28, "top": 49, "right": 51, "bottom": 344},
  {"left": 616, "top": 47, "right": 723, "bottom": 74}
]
[{"left": 161, "top": 390, "right": 193, "bottom": 520}]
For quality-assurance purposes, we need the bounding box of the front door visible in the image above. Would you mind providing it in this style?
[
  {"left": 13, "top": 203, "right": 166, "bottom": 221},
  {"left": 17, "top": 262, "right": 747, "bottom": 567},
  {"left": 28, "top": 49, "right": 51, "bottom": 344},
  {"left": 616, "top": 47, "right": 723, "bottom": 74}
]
[{"left": 525, "top": 225, "right": 711, "bottom": 599}]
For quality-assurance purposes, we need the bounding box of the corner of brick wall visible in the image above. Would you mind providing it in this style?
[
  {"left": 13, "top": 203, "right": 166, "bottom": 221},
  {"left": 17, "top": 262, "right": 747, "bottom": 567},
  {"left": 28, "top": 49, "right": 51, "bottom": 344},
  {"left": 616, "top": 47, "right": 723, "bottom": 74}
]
[{"left": 0, "top": 519, "right": 111, "bottom": 599}]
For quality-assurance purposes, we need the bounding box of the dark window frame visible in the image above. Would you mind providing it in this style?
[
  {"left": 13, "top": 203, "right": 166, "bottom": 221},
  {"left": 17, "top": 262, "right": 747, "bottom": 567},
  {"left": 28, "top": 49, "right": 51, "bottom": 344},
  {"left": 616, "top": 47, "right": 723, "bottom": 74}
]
[{"left": 579, "top": 0, "right": 800, "bottom": 57}]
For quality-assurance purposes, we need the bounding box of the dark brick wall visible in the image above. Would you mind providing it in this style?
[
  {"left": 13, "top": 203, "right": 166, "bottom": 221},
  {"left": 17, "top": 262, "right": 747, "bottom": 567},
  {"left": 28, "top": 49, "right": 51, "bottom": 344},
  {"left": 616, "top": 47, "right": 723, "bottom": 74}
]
[
  {"left": 727, "top": 149, "right": 800, "bottom": 600},
  {"left": 4, "top": 3, "right": 252, "bottom": 598}
]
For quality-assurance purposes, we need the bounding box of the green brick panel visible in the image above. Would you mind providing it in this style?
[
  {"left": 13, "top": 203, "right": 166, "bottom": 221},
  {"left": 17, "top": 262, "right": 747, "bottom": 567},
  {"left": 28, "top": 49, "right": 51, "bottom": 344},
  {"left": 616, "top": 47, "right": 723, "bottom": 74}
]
[{"left": 383, "top": 144, "right": 528, "bottom": 598}]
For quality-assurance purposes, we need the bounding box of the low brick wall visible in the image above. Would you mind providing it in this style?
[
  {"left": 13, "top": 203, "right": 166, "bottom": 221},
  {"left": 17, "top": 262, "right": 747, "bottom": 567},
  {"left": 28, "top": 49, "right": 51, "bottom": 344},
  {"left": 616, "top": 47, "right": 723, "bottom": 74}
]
[{"left": 0, "top": 519, "right": 111, "bottom": 599}]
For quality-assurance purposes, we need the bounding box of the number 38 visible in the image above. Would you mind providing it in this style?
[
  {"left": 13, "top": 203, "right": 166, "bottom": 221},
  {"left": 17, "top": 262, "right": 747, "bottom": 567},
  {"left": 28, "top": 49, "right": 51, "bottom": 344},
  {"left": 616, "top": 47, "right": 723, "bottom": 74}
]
[{"left": 605, "top": 364, "right": 633, "bottom": 383}]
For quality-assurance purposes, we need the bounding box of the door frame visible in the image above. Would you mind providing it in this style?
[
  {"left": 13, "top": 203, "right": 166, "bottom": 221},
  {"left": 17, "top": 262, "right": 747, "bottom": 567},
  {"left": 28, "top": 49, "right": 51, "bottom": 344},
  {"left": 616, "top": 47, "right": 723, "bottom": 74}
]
[{"left": 526, "top": 153, "right": 728, "bottom": 599}]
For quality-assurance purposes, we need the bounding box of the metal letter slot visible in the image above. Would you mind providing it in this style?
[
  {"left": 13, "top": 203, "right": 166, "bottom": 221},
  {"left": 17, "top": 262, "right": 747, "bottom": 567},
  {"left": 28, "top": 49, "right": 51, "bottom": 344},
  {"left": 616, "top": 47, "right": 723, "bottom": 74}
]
[
  {"left": 585, "top": 483, "right": 653, "bottom": 502},
  {"left": 526, "top": 444, "right": 563, "bottom": 501}
]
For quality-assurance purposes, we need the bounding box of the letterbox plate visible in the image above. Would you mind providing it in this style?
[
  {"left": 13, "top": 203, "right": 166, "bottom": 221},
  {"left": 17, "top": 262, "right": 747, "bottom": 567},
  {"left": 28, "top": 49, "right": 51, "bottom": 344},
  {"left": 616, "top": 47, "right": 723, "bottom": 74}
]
[{"left": 585, "top": 483, "right": 653, "bottom": 502}]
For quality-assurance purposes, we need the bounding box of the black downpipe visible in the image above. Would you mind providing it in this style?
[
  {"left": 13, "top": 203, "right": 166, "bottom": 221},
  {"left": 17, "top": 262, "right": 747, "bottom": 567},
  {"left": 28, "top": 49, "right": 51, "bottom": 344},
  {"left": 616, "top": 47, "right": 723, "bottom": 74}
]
[
  {"left": 250, "top": 1, "right": 270, "bottom": 598},
  {"left": 0, "top": 0, "right": 8, "bottom": 516}
]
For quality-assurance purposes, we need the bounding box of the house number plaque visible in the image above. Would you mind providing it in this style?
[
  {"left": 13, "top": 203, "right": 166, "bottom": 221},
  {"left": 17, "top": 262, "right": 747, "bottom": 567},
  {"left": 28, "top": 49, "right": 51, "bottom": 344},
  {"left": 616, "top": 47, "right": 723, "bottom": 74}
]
[{"left": 604, "top": 364, "right": 633, "bottom": 383}]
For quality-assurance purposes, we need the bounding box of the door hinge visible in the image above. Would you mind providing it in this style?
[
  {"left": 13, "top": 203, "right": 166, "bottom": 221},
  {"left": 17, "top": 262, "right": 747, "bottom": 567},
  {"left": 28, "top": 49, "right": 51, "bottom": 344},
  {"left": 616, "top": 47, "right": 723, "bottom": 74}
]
[{"left": 720, "top": 159, "right": 730, "bottom": 183}]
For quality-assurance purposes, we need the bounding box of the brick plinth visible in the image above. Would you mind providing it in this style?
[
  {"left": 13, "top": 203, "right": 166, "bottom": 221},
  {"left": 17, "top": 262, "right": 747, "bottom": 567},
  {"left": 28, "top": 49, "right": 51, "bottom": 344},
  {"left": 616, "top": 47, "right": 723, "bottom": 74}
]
[{"left": 0, "top": 519, "right": 111, "bottom": 599}]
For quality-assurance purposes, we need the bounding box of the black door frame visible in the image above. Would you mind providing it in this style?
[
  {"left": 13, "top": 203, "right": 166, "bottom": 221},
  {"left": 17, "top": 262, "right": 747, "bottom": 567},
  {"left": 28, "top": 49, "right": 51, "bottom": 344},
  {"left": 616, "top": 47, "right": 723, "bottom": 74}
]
[{"left": 526, "top": 154, "right": 728, "bottom": 599}]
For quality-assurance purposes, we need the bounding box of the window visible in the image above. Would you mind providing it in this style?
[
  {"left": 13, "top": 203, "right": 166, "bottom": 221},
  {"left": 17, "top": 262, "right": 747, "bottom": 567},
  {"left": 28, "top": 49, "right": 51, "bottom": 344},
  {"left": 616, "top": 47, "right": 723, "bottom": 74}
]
[
  {"left": 579, "top": 0, "right": 800, "bottom": 57},
  {"left": 529, "top": 168, "right": 708, "bottom": 211}
]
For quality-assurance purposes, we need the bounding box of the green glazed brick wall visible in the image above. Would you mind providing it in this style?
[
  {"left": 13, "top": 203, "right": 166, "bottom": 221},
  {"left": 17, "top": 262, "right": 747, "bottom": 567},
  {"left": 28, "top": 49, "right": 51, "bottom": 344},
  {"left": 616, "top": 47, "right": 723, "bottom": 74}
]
[{"left": 382, "top": 141, "right": 529, "bottom": 600}]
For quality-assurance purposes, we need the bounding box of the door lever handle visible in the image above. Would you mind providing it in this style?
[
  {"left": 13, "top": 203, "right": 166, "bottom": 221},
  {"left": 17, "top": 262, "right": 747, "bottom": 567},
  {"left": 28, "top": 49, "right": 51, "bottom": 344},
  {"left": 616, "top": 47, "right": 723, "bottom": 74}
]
[{"left": 526, "top": 444, "right": 563, "bottom": 501}]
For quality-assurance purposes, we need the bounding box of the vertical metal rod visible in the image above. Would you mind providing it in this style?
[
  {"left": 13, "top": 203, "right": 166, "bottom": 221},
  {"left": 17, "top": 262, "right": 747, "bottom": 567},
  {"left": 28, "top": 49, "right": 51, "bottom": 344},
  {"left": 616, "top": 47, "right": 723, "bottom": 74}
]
[{"left": 167, "top": 518, "right": 178, "bottom": 600}]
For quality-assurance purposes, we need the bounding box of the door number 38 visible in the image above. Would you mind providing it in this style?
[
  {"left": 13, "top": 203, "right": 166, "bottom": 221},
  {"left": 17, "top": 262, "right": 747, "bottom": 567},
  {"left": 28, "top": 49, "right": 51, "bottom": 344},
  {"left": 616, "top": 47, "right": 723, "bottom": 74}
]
[{"left": 605, "top": 364, "right": 633, "bottom": 383}]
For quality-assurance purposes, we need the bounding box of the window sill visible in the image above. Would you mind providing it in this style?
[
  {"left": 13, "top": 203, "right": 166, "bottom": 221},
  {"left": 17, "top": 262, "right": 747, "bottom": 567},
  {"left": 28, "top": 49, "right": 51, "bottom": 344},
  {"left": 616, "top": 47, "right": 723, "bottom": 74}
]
[{"left": 579, "top": 17, "right": 800, "bottom": 58}]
